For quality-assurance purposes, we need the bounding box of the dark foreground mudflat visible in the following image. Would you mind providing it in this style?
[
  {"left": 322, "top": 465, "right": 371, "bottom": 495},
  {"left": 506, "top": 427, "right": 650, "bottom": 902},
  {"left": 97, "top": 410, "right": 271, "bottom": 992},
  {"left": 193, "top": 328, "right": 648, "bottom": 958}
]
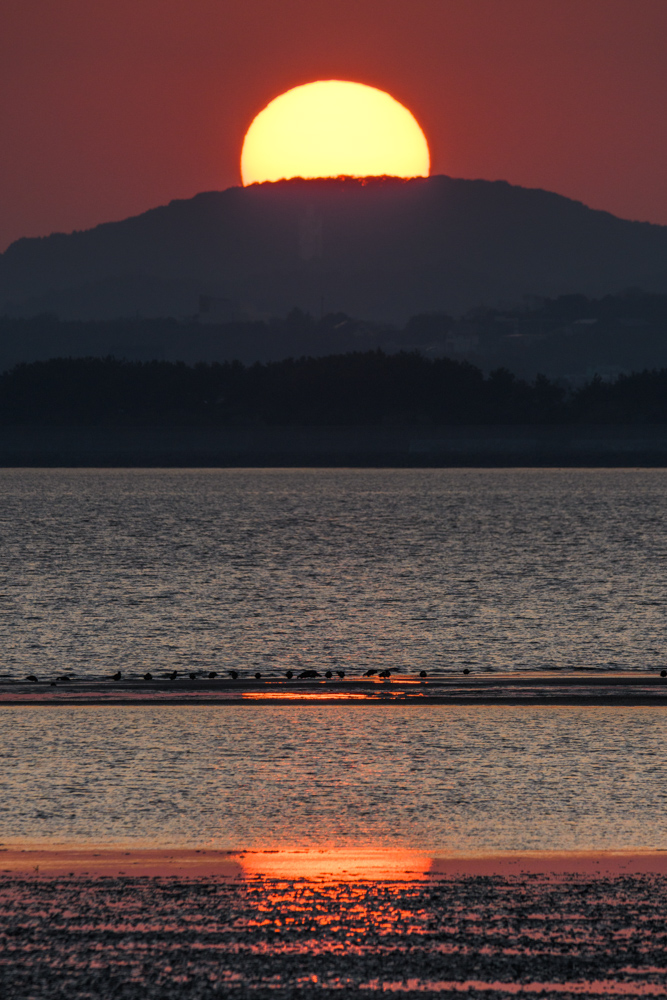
[{"left": 2, "top": 872, "right": 666, "bottom": 998}]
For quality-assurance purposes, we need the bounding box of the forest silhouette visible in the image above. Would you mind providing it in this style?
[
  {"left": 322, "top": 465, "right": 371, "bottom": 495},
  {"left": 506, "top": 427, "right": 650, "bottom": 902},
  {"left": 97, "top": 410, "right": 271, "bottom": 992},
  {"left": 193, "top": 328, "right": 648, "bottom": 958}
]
[{"left": 2, "top": 350, "right": 667, "bottom": 427}]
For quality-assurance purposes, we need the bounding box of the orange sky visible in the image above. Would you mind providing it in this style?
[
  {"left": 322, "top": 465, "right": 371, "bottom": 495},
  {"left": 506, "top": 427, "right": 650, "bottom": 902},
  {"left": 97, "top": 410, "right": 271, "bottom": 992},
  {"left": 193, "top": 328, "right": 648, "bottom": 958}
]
[{"left": 1, "top": 0, "right": 666, "bottom": 251}]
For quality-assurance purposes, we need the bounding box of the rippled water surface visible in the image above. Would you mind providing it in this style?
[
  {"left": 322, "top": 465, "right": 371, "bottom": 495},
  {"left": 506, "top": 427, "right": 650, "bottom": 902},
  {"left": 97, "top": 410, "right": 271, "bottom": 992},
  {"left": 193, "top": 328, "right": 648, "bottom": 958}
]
[
  {"left": 2, "top": 704, "right": 667, "bottom": 850},
  {"left": 0, "top": 466, "right": 666, "bottom": 678},
  {"left": 2, "top": 469, "right": 667, "bottom": 853}
]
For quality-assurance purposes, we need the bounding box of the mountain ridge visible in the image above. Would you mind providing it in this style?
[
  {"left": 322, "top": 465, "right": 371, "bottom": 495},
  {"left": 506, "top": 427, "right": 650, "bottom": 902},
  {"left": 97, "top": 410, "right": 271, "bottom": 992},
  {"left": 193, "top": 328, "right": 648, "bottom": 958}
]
[{"left": 2, "top": 175, "right": 666, "bottom": 323}]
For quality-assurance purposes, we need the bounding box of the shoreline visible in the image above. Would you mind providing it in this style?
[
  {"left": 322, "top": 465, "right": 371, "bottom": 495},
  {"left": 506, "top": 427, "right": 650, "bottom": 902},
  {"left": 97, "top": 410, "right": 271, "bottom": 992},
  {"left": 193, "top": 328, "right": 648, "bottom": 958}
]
[
  {"left": 2, "top": 423, "right": 667, "bottom": 468},
  {"left": 2, "top": 695, "right": 667, "bottom": 706},
  {"left": 3, "top": 846, "right": 667, "bottom": 880}
]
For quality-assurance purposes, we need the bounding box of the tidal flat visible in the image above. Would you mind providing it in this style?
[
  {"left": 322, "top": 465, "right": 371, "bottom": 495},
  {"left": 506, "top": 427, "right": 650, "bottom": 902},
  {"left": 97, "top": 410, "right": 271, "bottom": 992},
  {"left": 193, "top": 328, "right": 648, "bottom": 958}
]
[{"left": 3, "top": 860, "right": 667, "bottom": 998}]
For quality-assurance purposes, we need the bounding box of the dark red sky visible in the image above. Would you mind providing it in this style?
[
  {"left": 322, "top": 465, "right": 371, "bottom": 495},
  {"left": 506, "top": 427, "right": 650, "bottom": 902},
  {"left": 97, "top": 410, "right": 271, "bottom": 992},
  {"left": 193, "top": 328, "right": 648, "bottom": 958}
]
[{"left": 2, "top": 0, "right": 666, "bottom": 252}]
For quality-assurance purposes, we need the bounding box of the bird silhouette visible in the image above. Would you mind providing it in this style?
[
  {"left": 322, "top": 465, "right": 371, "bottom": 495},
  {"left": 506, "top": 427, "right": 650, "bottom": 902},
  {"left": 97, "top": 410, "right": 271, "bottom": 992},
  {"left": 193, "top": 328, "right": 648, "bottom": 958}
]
[
  {"left": 143, "top": 672, "right": 153, "bottom": 681},
  {"left": 111, "top": 671, "right": 121, "bottom": 681},
  {"left": 285, "top": 670, "right": 294, "bottom": 679},
  {"left": 363, "top": 669, "right": 377, "bottom": 677},
  {"left": 298, "top": 669, "right": 320, "bottom": 679},
  {"left": 208, "top": 671, "right": 217, "bottom": 679},
  {"left": 661, "top": 670, "right": 667, "bottom": 678},
  {"left": 26, "top": 675, "right": 38, "bottom": 683},
  {"left": 58, "top": 675, "right": 71, "bottom": 682},
  {"left": 168, "top": 671, "right": 178, "bottom": 680},
  {"left": 229, "top": 670, "right": 239, "bottom": 680},
  {"left": 336, "top": 670, "right": 345, "bottom": 679},
  {"left": 325, "top": 670, "right": 333, "bottom": 679},
  {"left": 189, "top": 672, "right": 197, "bottom": 680},
  {"left": 419, "top": 670, "right": 427, "bottom": 678},
  {"left": 462, "top": 668, "right": 470, "bottom": 675},
  {"left": 254, "top": 672, "right": 262, "bottom": 680}
]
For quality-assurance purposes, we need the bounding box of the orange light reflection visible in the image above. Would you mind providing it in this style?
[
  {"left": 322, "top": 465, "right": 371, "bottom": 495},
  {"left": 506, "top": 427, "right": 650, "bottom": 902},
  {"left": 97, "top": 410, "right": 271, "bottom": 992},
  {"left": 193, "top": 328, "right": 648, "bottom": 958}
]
[
  {"left": 240, "top": 849, "right": 431, "bottom": 882},
  {"left": 241, "top": 691, "right": 372, "bottom": 701}
]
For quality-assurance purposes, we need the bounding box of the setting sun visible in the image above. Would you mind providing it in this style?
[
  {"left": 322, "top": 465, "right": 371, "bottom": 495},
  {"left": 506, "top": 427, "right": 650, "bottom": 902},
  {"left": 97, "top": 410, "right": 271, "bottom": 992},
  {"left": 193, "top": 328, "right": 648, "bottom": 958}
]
[{"left": 240, "top": 80, "right": 430, "bottom": 185}]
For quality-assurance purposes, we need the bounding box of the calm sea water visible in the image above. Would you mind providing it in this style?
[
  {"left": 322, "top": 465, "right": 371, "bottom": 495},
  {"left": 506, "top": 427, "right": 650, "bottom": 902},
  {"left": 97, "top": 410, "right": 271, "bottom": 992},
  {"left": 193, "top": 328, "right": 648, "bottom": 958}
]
[
  {"left": 0, "top": 466, "right": 666, "bottom": 679},
  {"left": 2, "top": 468, "right": 667, "bottom": 852},
  {"left": 2, "top": 704, "right": 667, "bottom": 851}
]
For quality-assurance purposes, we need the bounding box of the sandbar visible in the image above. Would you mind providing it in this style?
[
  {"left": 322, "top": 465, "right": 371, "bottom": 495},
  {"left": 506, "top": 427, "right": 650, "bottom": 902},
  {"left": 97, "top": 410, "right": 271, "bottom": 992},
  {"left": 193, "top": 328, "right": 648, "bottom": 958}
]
[{"left": 2, "top": 671, "right": 667, "bottom": 706}]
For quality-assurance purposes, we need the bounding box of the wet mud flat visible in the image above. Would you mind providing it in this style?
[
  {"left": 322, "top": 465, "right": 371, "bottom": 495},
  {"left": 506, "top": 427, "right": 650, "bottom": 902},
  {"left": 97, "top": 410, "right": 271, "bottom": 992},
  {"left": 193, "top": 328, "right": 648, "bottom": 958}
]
[{"left": 2, "top": 871, "right": 667, "bottom": 998}]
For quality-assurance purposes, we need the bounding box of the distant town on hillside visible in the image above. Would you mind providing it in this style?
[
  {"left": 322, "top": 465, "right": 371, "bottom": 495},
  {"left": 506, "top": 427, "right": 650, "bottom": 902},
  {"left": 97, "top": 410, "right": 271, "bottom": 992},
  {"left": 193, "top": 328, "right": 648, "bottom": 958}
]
[{"left": 1, "top": 290, "right": 666, "bottom": 383}]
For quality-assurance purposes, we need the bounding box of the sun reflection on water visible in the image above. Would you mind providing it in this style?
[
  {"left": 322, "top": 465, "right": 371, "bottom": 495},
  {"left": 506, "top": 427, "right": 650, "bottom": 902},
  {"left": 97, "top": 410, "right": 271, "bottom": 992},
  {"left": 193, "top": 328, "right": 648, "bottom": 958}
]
[{"left": 239, "top": 848, "right": 431, "bottom": 882}]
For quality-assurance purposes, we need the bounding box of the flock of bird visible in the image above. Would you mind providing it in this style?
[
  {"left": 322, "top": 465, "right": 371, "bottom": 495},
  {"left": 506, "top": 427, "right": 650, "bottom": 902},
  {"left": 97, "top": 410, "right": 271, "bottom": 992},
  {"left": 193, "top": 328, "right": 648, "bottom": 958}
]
[
  {"left": 111, "top": 667, "right": 421, "bottom": 682},
  {"left": 22, "top": 668, "right": 667, "bottom": 685},
  {"left": 22, "top": 668, "right": 434, "bottom": 684}
]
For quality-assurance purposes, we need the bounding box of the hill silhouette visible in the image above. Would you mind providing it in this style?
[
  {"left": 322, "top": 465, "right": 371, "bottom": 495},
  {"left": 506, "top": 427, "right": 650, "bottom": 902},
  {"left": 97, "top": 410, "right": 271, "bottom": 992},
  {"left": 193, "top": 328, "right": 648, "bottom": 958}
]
[{"left": 2, "top": 176, "right": 667, "bottom": 324}]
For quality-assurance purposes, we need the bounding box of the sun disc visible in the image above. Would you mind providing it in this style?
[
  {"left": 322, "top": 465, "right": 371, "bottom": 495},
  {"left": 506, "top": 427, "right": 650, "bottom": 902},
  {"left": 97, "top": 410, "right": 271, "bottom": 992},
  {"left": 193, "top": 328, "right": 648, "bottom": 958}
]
[{"left": 241, "top": 80, "right": 430, "bottom": 185}]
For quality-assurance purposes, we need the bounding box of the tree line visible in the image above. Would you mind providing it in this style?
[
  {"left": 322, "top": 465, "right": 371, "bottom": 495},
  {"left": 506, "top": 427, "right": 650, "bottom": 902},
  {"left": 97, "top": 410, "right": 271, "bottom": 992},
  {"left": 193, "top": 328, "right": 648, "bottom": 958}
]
[{"left": 1, "top": 351, "right": 667, "bottom": 425}]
